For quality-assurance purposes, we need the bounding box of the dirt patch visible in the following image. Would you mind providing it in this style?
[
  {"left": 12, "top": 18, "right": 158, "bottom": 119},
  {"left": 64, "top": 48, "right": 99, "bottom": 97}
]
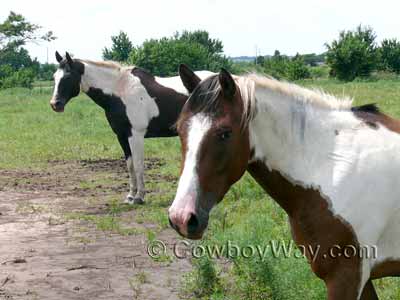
[
  {"left": 0, "top": 160, "right": 190, "bottom": 300},
  {"left": 0, "top": 158, "right": 174, "bottom": 198}
]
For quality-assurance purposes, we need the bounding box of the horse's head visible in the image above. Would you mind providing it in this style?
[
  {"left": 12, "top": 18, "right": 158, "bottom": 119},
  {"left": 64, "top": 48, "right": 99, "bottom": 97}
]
[
  {"left": 169, "top": 65, "right": 251, "bottom": 239},
  {"left": 50, "top": 51, "right": 84, "bottom": 112}
]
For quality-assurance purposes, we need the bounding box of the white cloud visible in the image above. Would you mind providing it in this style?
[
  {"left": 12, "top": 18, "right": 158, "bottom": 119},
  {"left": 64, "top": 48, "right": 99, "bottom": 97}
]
[{"left": 1, "top": 0, "right": 400, "bottom": 63}]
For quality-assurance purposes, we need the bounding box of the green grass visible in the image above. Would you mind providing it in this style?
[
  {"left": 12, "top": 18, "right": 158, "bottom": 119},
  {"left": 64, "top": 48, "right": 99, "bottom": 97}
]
[{"left": 1, "top": 79, "right": 400, "bottom": 299}]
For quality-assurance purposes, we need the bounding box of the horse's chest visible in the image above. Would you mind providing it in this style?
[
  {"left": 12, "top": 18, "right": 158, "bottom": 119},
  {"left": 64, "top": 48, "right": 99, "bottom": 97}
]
[{"left": 104, "top": 110, "right": 130, "bottom": 136}]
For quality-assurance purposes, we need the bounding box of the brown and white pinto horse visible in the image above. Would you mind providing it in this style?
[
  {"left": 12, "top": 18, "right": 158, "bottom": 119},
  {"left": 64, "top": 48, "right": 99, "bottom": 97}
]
[{"left": 169, "top": 65, "right": 400, "bottom": 299}]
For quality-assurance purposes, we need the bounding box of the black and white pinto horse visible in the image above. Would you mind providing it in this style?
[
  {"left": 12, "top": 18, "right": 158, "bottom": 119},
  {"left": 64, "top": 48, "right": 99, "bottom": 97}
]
[{"left": 50, "top": 52, "right": 213, "bottom": 204}]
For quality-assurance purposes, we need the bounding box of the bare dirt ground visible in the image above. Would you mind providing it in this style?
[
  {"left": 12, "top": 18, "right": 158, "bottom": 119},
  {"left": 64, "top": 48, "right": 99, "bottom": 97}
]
[{"left": 0, "top": 159, "right": 191, "bottom": 300}]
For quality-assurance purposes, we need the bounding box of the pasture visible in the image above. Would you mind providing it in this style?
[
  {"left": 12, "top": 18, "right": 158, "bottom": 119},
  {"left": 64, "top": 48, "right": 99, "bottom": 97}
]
[{"left": 1, "top": 78, "right": 400, "bottom": 299}]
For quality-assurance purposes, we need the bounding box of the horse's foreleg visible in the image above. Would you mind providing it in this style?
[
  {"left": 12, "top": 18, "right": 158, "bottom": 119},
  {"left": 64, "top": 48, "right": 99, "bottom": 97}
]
[
  {"left": 359, "top": 280, "right": 378, "bottom": 300},
  {"left": 125, "top": 155, "right": 137, "bottom": 203},
  {"left": 325, "top": 269, "right": 370, "bottom": 300},
  {"left": 128, "top": 130, "right": 145, "bottom": 204},
  {"left": 326, "top": 276, "right": 360, "bottom": 300},
  {"left": 116, "top": 135, "right": 137, "bottom": 204}
]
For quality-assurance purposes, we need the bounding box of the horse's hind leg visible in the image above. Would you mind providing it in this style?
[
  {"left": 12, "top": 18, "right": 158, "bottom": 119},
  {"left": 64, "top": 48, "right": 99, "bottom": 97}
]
[{"left": 360, "top": 280, "right": 378, "bottom": 300}]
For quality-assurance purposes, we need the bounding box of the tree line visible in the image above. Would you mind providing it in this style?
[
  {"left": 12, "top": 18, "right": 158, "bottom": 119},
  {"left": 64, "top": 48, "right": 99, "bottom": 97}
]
[{"left": 2, "top": 11, "right": 400, "bottom": 90}]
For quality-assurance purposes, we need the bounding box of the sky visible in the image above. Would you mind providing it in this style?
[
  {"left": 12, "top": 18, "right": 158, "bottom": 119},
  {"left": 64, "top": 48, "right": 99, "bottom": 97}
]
[{"left": 2, "top": 0, "right": 400, "bottom": 63}]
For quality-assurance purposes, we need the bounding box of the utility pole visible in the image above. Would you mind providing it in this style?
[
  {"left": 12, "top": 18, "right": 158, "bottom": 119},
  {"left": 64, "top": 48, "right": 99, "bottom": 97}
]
[{"left": 255, "top": 45, "right": 258, "bottom": 65}]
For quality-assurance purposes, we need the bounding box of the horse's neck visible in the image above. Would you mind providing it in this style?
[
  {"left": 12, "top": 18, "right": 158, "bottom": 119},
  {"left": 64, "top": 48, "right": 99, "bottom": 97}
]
[
  {"left": 81, "top": 63, "right": 124, "bottom": 97},
  {"left": 248, "top": 86, "right": 357, "bottom": 193}
]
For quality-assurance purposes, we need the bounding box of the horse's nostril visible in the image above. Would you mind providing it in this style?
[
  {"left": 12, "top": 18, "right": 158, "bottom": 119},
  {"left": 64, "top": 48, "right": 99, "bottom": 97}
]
[{"left": 187, "top": 213, "right": 199, "bottom": 234}]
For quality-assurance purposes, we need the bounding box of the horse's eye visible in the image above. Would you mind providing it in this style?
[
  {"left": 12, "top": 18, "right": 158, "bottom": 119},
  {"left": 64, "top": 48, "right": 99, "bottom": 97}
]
[{"left": 218, "top": 130, "right": 232, "bottom": 141}]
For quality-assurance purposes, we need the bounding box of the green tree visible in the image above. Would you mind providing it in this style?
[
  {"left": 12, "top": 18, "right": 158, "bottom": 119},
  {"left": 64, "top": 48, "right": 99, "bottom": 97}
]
[
  {"left": 286, "top": 54, "right": 311, "bottom": 80},
  {"left": 0, "top": 46, "right": 38, "bottom": 70},
  {"left": 177, "top": 30, "right": 223, "bottom": 56},
  {"left": 128, "top": 31, "right": 233, "bottom": 76},
  {"left": 325, "top": 25, "right": 377, "bottom": 81},
  {"left": 102, "top": 31, "right": 133, "bottom": 62},
  {"left": 0, "top": 11, "right": 56, "bottom": 89},
  {"left": 379, "top": 38, "right": 400, "bottom": 73},
  {"left": 262, "top": 51, "right": 310, "bottom": 81},
  {"left": 0, "top": 11, "right": 55, "bottom": 48},
  {"left": 129, "top": 38, "right": 210, "bottom": 76},
  {"left": 37, "top": 63, "right": 57, "bottom": 81},
  {"left": 263, "top": 50, "right": 289, "bottom": 79}
]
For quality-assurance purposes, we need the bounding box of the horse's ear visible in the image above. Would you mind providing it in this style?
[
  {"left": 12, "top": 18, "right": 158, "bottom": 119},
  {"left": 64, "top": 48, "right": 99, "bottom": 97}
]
[
  {"left": 219, "top": 68, "right": 236, "bottom": 99},
  {"left": 65, "top": 52, "right": 73, "bottom": 66},
  {"left": 179, "top": 64, "right": 200, "bottom": 93},
  {"left": 55, "top": 51, "right": 63, "bottom": 63}
]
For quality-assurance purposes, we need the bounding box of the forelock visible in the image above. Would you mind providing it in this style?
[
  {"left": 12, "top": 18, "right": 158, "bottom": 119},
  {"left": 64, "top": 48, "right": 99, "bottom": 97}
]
[
  {"left": 187, "top": 75, "right": 222, "bottom": 114},
  {"left": 58, "top": 59, "right": 84, "bottom": 74}
]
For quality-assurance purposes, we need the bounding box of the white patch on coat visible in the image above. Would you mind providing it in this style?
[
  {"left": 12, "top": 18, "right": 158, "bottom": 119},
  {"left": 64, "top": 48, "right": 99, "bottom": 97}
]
[
  {"left": 245, "top": 79, "right": 400, "bottom": 296},
  {"left": 155, "top": 71, "right": 215, "bottom": 95},
  {"left": 80, "top": 63, "right": 160, "bottom": 131},
  {"left": 51, "top": 68, "right": 65, "bottom": 101},
  {"left": 169, "top": 114, "right": 212, "bottom": 213}
]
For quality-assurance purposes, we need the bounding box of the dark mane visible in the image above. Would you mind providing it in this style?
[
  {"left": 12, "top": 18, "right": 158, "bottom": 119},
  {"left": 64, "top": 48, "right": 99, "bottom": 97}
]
[
  {"left": 187, "top": 74, "right": 221, "bottom": 113},
  {"left": 131, "top": 66, "right": 155, "bottom": 81},
  {"left": 351, "top": 103, "right": 380, "bottom": 114}
]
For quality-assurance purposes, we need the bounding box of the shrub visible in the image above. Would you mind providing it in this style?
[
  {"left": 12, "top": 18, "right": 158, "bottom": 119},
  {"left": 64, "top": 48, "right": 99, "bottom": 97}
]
[
  {"left": 128, "top": 37, "right": 233, "bottom": 76},
  {"left": 0, "top": 67, "right": 35, "bottom": 89},
  {"left": 379, "top": 38, "right": 400, "bottom": 74},
  {"left": 262, "top": 51, "right": 310, "bottom": 81},
  {"left": 325, "top": 25, "right": 377, "bottom": 81},
  {"left": 37, "top": 63, "right": 57, "bottom": 81},
  {"left": 286, "top": 55, "right": 311, "bottom": 81},
  {"left": 263, "top": 50, "right": 289, "bottom": 79},
  {"left": 309, "top": 65, "right": 330, "bottom": 79}
]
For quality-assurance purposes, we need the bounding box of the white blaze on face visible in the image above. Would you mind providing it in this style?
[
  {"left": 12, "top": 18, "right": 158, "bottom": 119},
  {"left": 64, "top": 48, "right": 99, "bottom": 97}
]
[
  {"left": 51, "top": 69, "right": 65, "bottom": 102},
  {"left": 169, "top": 114, "right": 212, "bottom": 214}
]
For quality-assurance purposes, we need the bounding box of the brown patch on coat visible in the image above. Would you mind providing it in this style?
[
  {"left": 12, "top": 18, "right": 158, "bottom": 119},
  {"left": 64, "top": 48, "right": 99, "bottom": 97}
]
[
  {"left": 352, "top": 103, "right": 400, "bottom": 133},
  {"left": 247, "top": 161, "right": 362, "bottom": 297},
  {"left": 132, "top": 67, "right": 188, "bottom": 137},
  {"left": 371, "top": 259, "right": 400, "bottom": 279}
]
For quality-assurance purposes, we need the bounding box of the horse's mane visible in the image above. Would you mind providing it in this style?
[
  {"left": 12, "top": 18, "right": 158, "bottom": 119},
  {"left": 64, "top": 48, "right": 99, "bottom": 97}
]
[
  {"left": 185, "top": 73, "right": 354, "bottom": 127},
  {"left": 78, "top": 59, "right": 126, "bottom": 70},
  {"left": 245, "top": 73, "right": 353, "bottom": 111}
]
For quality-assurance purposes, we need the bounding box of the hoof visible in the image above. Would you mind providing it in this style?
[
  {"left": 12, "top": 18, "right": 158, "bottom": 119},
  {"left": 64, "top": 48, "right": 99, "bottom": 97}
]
[
  {"left": 133, "top": 197, "right": 144, "bottom": 205},
  {"left": 124, "top": 195, "right": 144, "bottom": 205},
  {"left": 124, "top": 195, "right": 135, "bottom": 205}
]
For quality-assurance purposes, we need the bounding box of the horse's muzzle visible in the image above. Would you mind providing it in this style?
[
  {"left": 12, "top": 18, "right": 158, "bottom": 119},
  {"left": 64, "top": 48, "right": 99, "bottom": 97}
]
[{"left": 50, "top": 99, "right": 65, "bottom": 112}]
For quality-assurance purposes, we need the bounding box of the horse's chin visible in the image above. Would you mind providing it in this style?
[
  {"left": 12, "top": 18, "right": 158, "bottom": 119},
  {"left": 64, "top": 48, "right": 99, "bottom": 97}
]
[
  {"left": 185, "top": 232, "right": 204, "bottom": 240},
  {"left": 50, "top": 105, "right": 65, "bottom": 113},
  {"left": 174, "top": 226, "right": 206, "bottom": 240}
]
